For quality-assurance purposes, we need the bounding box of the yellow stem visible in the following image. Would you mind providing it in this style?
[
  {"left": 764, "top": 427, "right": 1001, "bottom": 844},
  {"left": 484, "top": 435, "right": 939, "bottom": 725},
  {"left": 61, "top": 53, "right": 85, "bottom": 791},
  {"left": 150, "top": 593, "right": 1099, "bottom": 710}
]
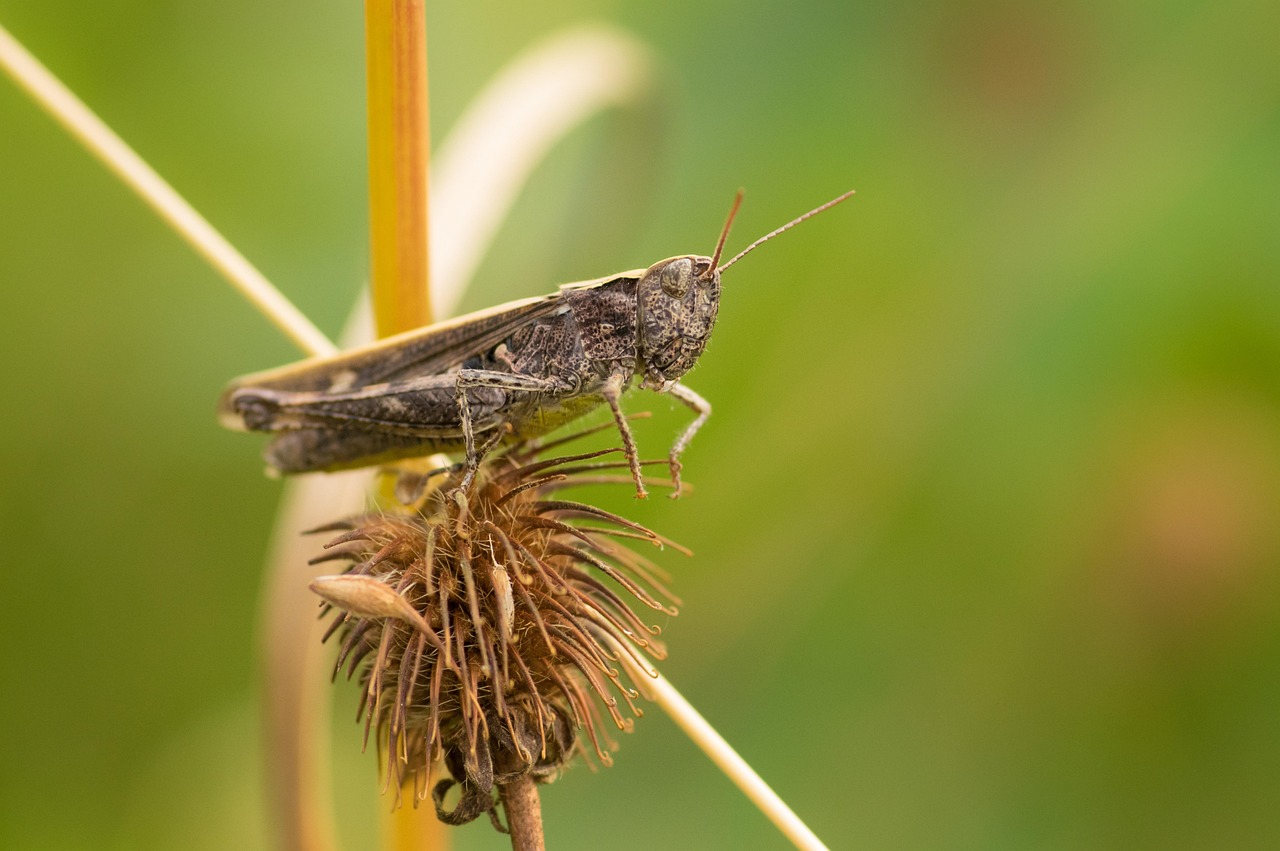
[
  {"left": 365, "top": 3, "right": 444, "bottom": 848},
  {"left": 387, "top": 798, "right": 447, "bottom": 851},
  {"left": 366, "top": 0, "right": 433, "bottom": 337}
]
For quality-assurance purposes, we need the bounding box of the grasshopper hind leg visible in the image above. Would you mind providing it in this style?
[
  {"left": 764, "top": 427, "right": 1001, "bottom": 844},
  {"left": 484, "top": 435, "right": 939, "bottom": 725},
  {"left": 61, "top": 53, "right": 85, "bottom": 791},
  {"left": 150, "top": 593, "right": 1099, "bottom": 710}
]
[
  {"left": 454, "top": 368, "right": 563, "bottom": 492},
  {"left": 454, "top": 390, "right": 508, "bottom": 493}
]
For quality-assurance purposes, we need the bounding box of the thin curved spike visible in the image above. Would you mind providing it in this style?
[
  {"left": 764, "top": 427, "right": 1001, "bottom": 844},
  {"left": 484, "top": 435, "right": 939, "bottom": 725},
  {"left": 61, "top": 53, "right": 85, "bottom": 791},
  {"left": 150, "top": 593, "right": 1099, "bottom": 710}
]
[
  {"left": 705, "top": 188, "right": 745, "bottom": 277},
  {"left": 717, "top": 189, "right": 855, "bottom": 275}
]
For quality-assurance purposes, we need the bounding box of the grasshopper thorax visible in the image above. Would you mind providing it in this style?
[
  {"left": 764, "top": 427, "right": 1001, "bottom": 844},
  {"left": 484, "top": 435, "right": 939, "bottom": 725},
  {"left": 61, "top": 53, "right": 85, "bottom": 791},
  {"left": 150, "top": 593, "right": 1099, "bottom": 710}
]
[{"left": 636, "top": 255, "right": 720, "bottom": 391}]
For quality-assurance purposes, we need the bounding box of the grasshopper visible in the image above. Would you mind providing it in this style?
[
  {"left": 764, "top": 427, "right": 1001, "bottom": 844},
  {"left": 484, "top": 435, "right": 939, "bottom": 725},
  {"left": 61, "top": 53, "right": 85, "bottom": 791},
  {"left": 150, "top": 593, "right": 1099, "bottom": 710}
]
[{"left": 219, "top": 190, "right": 853, "bottom": 498}]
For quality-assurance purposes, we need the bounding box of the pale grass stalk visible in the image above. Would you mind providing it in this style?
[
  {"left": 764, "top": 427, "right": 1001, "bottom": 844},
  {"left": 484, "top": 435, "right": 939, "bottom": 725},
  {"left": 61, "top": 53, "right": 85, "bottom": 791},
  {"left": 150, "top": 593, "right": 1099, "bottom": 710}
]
[
  {"left": 427, "top": 25, "right": 651, "bottom": 317},
  {"left": 617, "top": 649, "right": 831, "bottom": 851},
  {"left": 260, "top": 467, "right": 373, "bottom": 851},
  {"left": 2, "top": 19, "right": 831, "bottom": 851},
  {"left": 0, "top": 21, "right": 335, "bottom": 359}
]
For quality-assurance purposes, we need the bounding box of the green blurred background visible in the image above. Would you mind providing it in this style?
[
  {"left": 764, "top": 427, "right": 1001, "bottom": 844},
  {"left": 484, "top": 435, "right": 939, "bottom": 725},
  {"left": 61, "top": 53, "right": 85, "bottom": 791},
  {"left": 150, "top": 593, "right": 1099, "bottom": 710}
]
[{"left": 3, "top": 1, "right": 1279, "bottom": 849}]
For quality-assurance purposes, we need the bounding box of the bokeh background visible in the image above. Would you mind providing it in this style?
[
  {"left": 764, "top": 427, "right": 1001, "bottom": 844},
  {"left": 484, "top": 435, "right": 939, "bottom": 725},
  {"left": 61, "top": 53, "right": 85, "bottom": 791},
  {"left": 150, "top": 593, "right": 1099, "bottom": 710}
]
[{"left": 3, "top": 1, "right": 1279, "bottom": 849}]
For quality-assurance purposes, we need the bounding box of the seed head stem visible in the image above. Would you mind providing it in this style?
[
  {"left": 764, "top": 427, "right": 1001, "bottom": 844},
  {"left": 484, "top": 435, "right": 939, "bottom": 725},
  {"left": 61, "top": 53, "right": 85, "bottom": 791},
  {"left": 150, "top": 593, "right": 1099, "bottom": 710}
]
[{"left": 498, "top": 775, "right": 546, "bottom": 851}]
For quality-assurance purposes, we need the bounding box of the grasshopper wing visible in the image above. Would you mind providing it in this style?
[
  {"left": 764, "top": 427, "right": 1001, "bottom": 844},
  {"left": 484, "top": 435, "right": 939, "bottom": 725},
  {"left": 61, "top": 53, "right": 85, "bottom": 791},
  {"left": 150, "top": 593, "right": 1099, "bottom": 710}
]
[{"left": 218, "top": 293, "right": 566, "bottom": 431}]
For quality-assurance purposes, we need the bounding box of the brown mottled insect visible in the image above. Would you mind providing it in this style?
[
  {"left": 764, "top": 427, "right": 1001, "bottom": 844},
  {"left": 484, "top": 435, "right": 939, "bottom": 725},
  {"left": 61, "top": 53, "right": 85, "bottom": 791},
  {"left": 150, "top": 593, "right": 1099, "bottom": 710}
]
[{"left": 219, "top": 190, "right": 854, "bottom": 498}]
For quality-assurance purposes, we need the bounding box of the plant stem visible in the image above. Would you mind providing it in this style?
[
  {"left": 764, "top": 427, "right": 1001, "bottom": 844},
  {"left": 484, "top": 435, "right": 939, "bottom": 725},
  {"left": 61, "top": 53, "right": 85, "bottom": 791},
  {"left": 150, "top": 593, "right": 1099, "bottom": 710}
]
[
  {"left": 365, "top": 0, "right": 432, "bottom": 336},
  {"left": 499, "top": 776, "right": 546, "bottom": 851},
  {"left": 365, "top": 3, "right": 450, "bottom": 848}
]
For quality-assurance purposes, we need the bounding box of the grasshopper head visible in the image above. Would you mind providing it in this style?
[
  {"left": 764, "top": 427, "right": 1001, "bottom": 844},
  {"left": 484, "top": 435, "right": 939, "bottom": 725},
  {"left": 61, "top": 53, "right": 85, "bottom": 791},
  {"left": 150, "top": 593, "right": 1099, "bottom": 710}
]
[
  {"left": 636, "top": 255, "right": 721, "bottom": 389},
  {"left": 633, "top": 189, "right": 856, "bottom": 390}
]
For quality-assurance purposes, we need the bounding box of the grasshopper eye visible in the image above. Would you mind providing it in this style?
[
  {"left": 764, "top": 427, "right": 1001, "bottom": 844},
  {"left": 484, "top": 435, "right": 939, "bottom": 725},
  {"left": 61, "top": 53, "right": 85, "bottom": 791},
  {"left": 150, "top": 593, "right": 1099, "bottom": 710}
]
[{"left": 660, "top": 261, "right": 692, "bottom": 297}]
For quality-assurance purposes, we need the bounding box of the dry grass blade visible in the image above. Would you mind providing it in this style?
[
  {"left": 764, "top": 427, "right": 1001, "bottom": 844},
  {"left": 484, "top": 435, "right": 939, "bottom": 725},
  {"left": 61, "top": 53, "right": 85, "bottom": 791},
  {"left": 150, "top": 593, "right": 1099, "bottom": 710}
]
[{"left": 0, "top": 22, "right": 336, "bottom": 358}]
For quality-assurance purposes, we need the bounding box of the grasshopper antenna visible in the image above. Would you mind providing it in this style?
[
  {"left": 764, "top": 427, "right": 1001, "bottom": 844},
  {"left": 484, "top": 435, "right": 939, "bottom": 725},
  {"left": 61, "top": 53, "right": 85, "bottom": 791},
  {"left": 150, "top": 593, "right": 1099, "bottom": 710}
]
[
  {"left": 703, "top": 189, "right": 745, "bottom": 279},
  {"left": 716, "top": 189, "right": 856, "bottom": 275}
]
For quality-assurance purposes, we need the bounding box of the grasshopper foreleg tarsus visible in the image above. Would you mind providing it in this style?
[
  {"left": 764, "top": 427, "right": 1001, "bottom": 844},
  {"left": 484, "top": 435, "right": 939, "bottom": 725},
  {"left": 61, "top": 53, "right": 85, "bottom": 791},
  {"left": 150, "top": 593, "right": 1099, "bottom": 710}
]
[
  {"left": 666, "top": 382, "right": 711, "bottom": 499},
  {"left": 453, "top": 368, "right": 560, "bottom": 491},
  {"left": 602, "top": 366, "right": 648, "bottom": 500}
]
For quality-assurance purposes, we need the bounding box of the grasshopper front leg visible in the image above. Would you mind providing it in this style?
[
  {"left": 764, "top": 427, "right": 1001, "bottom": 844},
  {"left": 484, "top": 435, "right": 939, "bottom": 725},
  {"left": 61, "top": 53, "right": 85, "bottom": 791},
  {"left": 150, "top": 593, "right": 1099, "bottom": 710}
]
[
  {"left": 601, "top": 363, "right": 647, "bottom": 499},
  {"left": 454, "top": 369, "right": 560, "bottom": 490},
  {"left": 666, "top": 382, "right": 711, "bottom": 498}
]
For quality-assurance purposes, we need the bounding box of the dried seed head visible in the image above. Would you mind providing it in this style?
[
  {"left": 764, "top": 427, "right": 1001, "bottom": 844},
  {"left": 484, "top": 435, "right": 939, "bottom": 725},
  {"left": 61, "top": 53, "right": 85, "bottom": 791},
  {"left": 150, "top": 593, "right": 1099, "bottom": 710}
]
[{"left": 312, "top": 435, "right": 683, "bottom": 827}]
